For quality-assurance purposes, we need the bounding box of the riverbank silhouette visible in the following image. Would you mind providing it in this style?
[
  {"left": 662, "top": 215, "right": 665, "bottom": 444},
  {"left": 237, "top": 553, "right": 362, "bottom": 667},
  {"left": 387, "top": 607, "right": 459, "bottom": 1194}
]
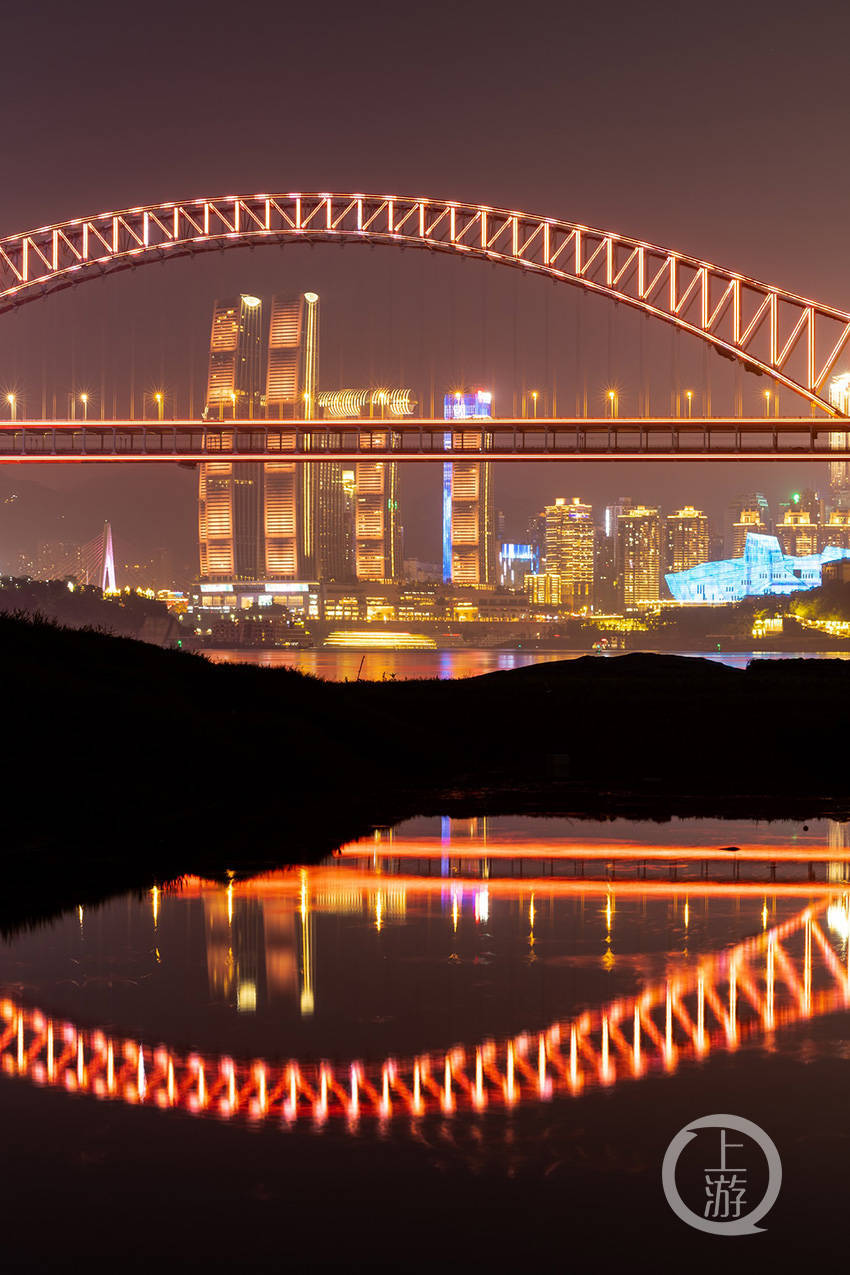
[{"left": 3, "top": 613, "right": 848, "bottom": 931}]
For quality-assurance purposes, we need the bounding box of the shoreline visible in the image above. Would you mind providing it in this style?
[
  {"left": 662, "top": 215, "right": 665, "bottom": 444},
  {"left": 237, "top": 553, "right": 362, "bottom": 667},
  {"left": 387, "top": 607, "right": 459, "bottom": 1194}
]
[{"left": 5, "top": 613, "right": 850, "bottom": 934}]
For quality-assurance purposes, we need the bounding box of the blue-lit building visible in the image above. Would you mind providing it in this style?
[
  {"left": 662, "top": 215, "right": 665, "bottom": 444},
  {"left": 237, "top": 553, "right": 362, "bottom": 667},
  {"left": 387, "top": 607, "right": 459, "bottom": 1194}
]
[
  {"left": 666, "top": 532, "right": 850, "bottom": 603},
  {"left": 498, "top": 542, "right": 538, "bottom": 590},
  {"left": 442, "top": 391, "right": 494, "bottom": 586}
]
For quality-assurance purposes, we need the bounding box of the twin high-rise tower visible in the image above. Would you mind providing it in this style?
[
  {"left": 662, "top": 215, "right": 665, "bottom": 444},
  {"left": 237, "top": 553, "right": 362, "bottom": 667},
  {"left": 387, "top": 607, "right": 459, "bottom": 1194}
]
[
  {"left": 198, "top": 291, "right": 497, "bottom": 588},
  {"left": 199, "top": 292, "right": 351, "bottom": 583}
]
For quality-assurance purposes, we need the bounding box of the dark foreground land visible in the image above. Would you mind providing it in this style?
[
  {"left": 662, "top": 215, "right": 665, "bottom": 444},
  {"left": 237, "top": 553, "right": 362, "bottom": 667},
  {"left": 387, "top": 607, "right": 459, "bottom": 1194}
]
[{"left": 4, "top": 612, "right": 849, "bottom": 931}]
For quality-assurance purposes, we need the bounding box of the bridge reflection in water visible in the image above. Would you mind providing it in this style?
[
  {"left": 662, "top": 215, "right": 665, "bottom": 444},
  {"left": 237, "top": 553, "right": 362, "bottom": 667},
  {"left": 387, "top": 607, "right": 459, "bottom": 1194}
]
[{"left": 2, "top": 830, "right": 849, "bottom": 1131}]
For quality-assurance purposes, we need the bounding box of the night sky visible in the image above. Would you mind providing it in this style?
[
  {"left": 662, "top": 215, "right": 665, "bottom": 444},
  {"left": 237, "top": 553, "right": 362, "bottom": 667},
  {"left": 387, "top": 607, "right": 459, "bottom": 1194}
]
[{"left": 1, "top": 0, "right": 849, "bottom": 577}]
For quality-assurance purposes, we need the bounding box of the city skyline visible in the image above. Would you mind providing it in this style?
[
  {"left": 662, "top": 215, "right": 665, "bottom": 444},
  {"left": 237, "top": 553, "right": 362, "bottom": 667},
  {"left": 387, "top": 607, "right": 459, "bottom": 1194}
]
[{"left": 5, "top": 0, "right": 850, "bottom": 1263}]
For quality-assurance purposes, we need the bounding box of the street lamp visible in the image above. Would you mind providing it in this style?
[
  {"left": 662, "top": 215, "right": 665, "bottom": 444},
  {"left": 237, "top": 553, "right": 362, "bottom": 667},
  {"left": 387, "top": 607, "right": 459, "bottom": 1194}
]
[
  {"left": 80, "top": 392, "right": 88, "bottom": 421},
  {"left": 229, "top": 390, "right": 237, "bottom": 420},
  {"left": 764, "top": 389, "right": 771, "bottom": 418},
  {"left": 531, "top": 390, "right": 539, "bottom": 419},
  {"left": 685, "top": 389, "right": 693, "bottom": 418},
  {"left": 6, "top": 393, "right": 15, "bottom": 422},
  {"left": 154, "top": 391, "right": 164, "bottom": 422},
  {"left": 607, "top": 389, "right": 618, "bottom": 419}
]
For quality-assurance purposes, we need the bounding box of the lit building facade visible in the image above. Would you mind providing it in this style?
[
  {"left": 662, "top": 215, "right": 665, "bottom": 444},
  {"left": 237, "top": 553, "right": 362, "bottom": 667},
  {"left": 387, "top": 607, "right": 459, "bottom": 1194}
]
[
  {"left": 776, "top": 509, "right": 819, "bottom": 558},
  {"left": 443, "top": 391, "right": 495, "bottom": 588},
  {"left": 666, "top": 532, "right": 850, "bottom": 603},
  {"left": 525, "top": 573, "right": 562, "bottom": 605},
  {"left": 198, "top": 291, "right": 353, "bottom": 584},
  {"left": 821, "top": 509, "right": 850, "bottom": 551},
  {"left": 263, "top": 292, "right": 320, "bottom": 579},
  {"left": 198, "top": 294, "right": 265, "bottom": 580},
  {"left": 317, "top": 388, "right": 413, "bottom": 583},
  {"left": 665, "top": 506, "right": 709, "bottom": 574},
  {"left": 498, "top": 543, "right": 537, "bottom": 590},
  {"left": 828, "top": 373, "right": 850, "bottom": 501},
  {"left": 618, "top": 506, "right": 661, "bottom": 605},
  {"left": 543, "top": 498, "right": 595, "bottom": 610},
  {"left": 354, "top": 437, "right": 400, "bottom": 582}
]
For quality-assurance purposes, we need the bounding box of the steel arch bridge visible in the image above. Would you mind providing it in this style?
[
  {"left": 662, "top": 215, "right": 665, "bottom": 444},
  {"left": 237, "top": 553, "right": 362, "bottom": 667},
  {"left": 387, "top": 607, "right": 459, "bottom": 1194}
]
[
  {"left": 2, "top": 192, "right": 849, "bottom": 416},
  {"left": 1, "top": 889, "right": 848, "bottom": 1132}
]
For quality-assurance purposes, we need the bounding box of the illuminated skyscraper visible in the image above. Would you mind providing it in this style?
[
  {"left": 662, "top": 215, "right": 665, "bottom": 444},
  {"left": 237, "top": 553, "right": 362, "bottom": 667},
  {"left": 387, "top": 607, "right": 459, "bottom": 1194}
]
[
  {"left": 263, "top": 292, "right": 320, "bottom": 578},
  {"left": 198, "top": 294, "right": 265, "bottom": 580},
  {"left": 618, "top": 506, "right": 661, "bottom": 605},
  {"left": 318, "top": 388, "right": 412, "bottom": 583},
  {"left": 543, "top": 497, "right": 595, "bottom": 610},
  {"left": 665, "top": 507, "right": 709, "bottom": 574},
  {"left": 443, "top": 390, "right": 495, "bottom": 587},
  {"left": 828, "top": 373, "right": 850, "bottom": 502}
]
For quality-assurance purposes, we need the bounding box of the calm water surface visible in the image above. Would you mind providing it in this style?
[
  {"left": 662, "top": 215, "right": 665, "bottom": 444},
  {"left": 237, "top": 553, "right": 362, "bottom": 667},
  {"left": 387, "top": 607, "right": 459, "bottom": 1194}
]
[
  {"left": 205, "top": 647, "right": 850, "bottom": 679},
  {"left": 2, "top": 815, "right": 849, "bottom": 1265}
]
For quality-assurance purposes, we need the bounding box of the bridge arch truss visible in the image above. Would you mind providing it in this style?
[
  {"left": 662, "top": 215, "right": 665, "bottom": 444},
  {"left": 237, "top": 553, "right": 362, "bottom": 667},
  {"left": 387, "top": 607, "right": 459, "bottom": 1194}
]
[{"left": 1, "top": 193, "right": 849, "bottom": 415}]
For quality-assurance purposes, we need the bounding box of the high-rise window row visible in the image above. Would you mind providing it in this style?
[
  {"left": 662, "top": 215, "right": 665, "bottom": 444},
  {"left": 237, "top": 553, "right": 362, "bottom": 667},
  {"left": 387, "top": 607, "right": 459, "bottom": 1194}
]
[{"left": 442, "top": 391, "right": 495, "bottom": 588}]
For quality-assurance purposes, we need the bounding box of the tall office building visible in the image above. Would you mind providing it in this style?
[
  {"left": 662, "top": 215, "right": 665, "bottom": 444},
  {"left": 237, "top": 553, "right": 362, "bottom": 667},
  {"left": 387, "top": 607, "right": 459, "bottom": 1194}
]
[
  {"left": 319, "top": 388, "right": 412, "bottom": 583},
  {"left": 263, "top": 292, "right": 320, "bottom": 579},
  {"left": 828, "top": 373, "right": 850, "bottom": 503},
  {"left": 443, "top": 390, "right": 495, "bottom": 587},
  {"left": 198, "top": 295, "right": 265, "bottom": 580},
  {"left": 618, "top": 506, "right": 661, "bottom": 605},
  {"left": 543, "top": 497, "right": 595, "bottom": 610},
  {"left": 776, "top": 509, "right": 819, "bottom": 557},
  {"left": 665, "top": 506, "right": 709, "bottom": 574}
]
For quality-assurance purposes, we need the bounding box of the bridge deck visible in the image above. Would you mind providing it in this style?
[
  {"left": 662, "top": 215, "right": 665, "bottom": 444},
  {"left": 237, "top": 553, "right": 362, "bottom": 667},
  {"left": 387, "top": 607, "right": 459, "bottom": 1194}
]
[{"left": 0, "top": 417, "right": 847, "bottom": 461}]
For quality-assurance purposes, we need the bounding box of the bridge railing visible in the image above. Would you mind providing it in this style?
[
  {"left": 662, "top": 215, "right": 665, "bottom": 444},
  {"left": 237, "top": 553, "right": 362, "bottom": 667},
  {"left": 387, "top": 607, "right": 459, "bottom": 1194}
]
[{"left": 0, "top": 418, "right": 848, "bottom": 461}]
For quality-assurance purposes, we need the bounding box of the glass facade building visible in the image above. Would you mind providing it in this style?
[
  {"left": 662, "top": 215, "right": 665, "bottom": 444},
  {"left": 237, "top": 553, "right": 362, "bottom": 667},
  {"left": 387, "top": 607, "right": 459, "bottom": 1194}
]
[{"left": 666, "top": 532, "right": 850, "bottom": 603}]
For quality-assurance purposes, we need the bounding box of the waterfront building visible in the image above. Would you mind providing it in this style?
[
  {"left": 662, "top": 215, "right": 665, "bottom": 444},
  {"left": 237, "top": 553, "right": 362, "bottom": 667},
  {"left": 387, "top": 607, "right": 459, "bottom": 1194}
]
[
  {"left": 443, "top": 390, "right": 495, "bottom": 587},
  {"left": 618, "top": 506, "right": 661, "bottom": 605},
  {"left": 666, "top": 532, "right": 850, "bottom": 603},
  {"left": 198, "top": 294, "right": 265, "bottom": 580},
  {"left": 543, "top": 498, "right": 594, "bottom": 610},
  {"left": 525, "top": 572, "right": 562, "bottom": 605},
  {"left": 822, "top": 557, "right": 850, "bottom": 585},
  {"left": 665, "top": 507, "right": 709, "bottom": 575}
]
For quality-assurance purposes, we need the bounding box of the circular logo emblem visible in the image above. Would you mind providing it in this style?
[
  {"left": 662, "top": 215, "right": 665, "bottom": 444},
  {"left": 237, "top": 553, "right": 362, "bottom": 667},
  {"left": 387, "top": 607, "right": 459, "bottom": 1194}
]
[{"left": 662, "top": 1113, "right": 782, "bottom": 1235}]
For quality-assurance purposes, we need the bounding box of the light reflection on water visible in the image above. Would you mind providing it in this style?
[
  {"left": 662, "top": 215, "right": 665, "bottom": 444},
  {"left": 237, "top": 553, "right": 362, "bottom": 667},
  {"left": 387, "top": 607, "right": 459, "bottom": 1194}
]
[
  {"left": 204, "top": 647, "right": 850, "bottom": 680},
  {"left": 1, "top": 816, "right": 849, "bottom": 1138}
]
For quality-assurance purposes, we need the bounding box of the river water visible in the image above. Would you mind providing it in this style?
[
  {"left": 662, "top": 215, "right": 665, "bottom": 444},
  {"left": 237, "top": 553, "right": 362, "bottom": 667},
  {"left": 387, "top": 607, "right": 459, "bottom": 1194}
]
[
  {"left": 204, "top": 646, "right": 850, "bottom": 680},
  {"left": 1, "top": 814, "right": 848, "bottom": 1265}
]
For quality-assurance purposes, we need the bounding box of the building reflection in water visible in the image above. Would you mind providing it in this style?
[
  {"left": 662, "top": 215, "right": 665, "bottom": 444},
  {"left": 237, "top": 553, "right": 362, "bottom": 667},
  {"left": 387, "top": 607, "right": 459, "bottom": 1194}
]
[
  {"left": 4, "top": 888, "right": 848, "bottom": 1130},
  {"left": 4, "top": 819, "right": 849, "bottom": 1136},
  {"left": 193, "top": 821, "right": 850, "bottom": 1024}
]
